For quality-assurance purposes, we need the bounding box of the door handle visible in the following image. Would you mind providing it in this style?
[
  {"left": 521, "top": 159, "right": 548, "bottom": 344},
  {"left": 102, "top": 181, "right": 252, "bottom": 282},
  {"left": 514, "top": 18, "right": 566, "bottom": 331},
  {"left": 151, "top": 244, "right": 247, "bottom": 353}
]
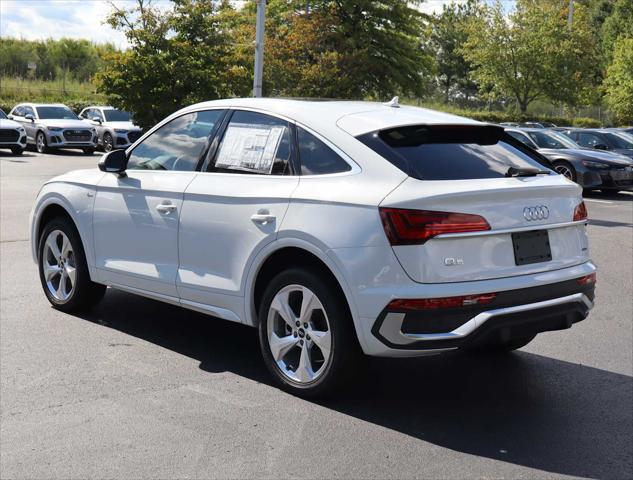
[
  {"left": 156, "top": 202, "right": 177, "bottom": 214},
  {"left": 251, "top": 209, "right": 276, "bottom": 224}
]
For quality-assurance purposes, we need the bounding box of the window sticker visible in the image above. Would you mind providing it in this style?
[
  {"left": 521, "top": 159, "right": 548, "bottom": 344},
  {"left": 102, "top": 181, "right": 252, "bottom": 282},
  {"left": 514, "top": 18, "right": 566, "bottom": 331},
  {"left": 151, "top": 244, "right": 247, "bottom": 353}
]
[{"left": 215, "top": 123, "right": 285, "bottom": 174}]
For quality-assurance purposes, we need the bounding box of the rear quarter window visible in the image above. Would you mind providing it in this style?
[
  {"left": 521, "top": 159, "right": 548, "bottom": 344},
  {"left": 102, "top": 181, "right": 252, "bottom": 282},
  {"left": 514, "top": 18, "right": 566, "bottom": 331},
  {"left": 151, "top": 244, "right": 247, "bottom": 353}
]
[{"left": 357, "top": 125, "right": 552, "bottom": 180}]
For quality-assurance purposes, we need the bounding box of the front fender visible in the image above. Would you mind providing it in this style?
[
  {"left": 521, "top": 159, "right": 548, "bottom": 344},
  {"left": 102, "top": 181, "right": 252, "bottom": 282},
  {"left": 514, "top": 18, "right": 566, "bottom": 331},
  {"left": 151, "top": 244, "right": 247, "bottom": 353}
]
[{"left": 30, "top": 177, "right": 102, "bottom": 280}]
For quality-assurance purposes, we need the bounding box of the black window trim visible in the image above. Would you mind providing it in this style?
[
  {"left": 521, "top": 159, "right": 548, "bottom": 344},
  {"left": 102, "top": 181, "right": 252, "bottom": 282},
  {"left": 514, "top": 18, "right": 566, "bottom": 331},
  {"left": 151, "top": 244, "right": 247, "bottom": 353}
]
[{"left": 203, "top": 108, "right": 298, "bottom": 177}]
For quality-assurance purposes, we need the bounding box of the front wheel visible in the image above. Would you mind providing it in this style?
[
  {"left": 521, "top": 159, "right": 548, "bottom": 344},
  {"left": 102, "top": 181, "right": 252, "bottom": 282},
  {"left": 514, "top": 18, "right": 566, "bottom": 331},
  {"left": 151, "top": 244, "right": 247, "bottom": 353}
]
[
  {"left": 103, "top": 133, "right": 114, "bottom": 152},
  {"left": 36, "top": 132, "right": 49, "bottom": 154},
  {"left": 553, "top": 161, "right": 576, "bottom": 183},
  {"left": 258, "top": 268, "right": 358, "bottom": 398},
  {"left": 10, "top": 146, "right": 24, "bottom": 155},
  {"left": 83, "top": 147, "right": 96, "bottom": 155},
  {"left": 38, "top": 216, "right": 106, "bottom": 312}
]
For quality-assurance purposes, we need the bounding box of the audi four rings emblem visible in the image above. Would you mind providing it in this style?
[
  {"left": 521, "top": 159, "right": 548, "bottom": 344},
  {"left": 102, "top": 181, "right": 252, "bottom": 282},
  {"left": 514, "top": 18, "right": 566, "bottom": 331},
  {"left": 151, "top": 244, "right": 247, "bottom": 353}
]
[{"left": 523, "top": 205, "right": 550, "bottom": 221}]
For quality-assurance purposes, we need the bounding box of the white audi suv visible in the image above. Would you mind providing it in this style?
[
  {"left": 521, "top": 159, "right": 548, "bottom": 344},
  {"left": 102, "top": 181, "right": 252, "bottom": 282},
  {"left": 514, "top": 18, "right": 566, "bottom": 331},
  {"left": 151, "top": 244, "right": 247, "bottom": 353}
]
[{"left": 30, "top": 98, "right": 596, "bottom": 396}]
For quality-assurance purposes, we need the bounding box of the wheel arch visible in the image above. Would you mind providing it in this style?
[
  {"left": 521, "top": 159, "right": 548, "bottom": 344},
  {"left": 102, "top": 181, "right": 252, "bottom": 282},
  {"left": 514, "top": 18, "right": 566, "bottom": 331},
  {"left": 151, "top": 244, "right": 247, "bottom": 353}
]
[{"left": 245, "top": 240, "right": 360, "bottom": 336}]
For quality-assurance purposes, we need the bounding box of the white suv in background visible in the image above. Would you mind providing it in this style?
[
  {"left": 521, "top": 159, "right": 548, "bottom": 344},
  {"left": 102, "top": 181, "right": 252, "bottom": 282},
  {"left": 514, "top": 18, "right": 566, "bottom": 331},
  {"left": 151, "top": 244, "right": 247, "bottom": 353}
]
[
  {"left": 9, "top": 103, "right": 98, "bottom": 154},
  {"left": 79, "top": 106, "right": 142, "bottom": 152},
  {"left": 30, "top": 98, "right": 596, "bottom": 396},
  {"left": 0, "top": 108, "right": 27, "bottom": 155}
]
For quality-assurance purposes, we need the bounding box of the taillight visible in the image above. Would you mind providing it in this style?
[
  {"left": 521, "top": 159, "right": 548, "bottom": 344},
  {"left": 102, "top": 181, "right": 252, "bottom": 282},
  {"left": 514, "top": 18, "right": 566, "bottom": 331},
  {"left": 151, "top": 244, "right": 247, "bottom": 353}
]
[
  {"left": 577, "top": 273, "right": 596, "bottom": 286},
  {"left": 573, "top": 201, "right": 588, "bottom": 222},
  {"left": 388, "top": 293, "right": 497, "bottom": 311},
  {"left": 379, "top": 208, "right": 490, "bottom": 245}
]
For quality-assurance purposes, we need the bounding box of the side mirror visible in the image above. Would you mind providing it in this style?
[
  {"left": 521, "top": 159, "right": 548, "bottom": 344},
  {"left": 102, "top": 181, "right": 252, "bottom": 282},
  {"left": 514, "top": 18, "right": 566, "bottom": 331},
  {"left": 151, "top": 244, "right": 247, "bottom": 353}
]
[
  {"left": 593, "top": 144, "right": 609, "bottom": 150},
  {"left": 92, "top": 117, "right": 102, "bottom": 124},
  {"left": 25, "top": 114, "right": 34, "bottom": 122},
  {"left": 98, "top": 149, "right": 127, "bottom": 174}
]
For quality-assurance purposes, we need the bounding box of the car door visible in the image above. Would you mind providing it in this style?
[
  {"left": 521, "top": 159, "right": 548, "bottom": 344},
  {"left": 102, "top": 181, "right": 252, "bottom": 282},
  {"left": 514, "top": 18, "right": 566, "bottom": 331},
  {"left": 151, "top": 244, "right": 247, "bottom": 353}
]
[
  {"left": 93, "top": 109, "right": 226, "bottom": 297},
  {"left": 91, "top": 109, "right": 106, "bottom": 143},
  {"left": 177, "top": 110, "right": 299, "bottom": 319}
]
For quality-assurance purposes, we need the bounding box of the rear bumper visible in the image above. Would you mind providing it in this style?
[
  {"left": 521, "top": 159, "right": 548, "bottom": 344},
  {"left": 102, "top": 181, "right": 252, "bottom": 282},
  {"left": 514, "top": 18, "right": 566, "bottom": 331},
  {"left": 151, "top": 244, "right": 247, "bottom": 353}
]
[{"left": 359, "top": 265, "right": 596, "bottom": 357}]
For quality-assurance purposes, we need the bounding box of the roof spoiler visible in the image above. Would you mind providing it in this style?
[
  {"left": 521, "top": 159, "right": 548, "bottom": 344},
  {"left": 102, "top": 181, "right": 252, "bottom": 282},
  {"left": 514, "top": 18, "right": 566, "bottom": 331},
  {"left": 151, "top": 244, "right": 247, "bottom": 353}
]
[{"left": 379, "top": 124, "right": 504, "bottom": 147}]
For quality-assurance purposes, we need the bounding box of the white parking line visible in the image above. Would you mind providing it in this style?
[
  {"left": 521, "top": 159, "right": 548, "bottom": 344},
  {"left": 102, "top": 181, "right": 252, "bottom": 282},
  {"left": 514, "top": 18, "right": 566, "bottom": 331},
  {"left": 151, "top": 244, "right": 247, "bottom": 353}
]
[{"left": 584, "top": 198, "right": 614, "bottom": 204}]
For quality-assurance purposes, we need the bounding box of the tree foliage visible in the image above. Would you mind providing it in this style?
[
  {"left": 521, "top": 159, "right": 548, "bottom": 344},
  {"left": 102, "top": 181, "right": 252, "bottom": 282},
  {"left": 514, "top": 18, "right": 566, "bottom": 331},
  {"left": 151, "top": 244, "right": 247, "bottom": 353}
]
[
  {"left": 0, "top": 38, "right": 114, "bottom": 82},
  {"left": 604, "top": 37, "right": 633, "bottom": 124},
  {"left": 234, "top": 0, "right": 432, "bottom": 99},
  {"left": 96, "top": 0, "right": 250, "bottom": 129},
  {"left": 427, "top": 1, "right": 479, "bottom": 104},
  {"left": 461, "top": 0, "right": 598, "bottom": 113}
]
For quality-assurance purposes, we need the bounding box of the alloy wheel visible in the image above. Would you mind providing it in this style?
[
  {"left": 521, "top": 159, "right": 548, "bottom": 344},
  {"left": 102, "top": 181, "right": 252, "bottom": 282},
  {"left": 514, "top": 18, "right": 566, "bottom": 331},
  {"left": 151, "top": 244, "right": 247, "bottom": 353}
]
[
  {"left": 555, "top": 164, "right": 574, "bottom": 180},
  {"left": 267, "top": 285, "right": 332, "bottom": 384},
  {"left": 104, "top": 134, "right": 113, "bottom": 152},
  {"left": 42, "top": 230, "right": 76, "bottom": 302},
  {"left": 36, "top": 133, "right": 46, "bottom": 153}
]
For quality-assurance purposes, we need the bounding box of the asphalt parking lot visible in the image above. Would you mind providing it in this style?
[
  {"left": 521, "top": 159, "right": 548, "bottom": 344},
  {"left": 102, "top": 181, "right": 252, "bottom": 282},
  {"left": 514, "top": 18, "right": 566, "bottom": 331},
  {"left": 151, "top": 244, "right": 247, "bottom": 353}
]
[{"left": 1, "top": 149, "right": 632, "bottom": 479}]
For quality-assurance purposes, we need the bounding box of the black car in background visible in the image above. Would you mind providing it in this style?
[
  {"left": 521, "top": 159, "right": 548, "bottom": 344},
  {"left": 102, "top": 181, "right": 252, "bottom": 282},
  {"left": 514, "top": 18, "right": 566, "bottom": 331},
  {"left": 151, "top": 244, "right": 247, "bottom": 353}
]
[
  {"left": 506, "top": 128, "right": 633, "bottom": 193},
  {"left": 561, "top": 128, "right": 633, "bottom": 160}
]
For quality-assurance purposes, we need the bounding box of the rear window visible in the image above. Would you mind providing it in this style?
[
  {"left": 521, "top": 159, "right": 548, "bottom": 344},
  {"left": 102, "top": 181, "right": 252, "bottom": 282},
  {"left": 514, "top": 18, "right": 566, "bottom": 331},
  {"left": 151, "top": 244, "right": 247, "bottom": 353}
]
[{"left": 357, "top": 125, "right": 552, "bottom": 180}]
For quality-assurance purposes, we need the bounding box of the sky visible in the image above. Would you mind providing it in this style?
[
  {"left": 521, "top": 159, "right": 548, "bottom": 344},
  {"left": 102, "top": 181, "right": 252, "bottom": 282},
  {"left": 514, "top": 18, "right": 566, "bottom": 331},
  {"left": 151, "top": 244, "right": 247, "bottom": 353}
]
[{"left": 0, "top": 0, "right": 481, "bottom": 49}]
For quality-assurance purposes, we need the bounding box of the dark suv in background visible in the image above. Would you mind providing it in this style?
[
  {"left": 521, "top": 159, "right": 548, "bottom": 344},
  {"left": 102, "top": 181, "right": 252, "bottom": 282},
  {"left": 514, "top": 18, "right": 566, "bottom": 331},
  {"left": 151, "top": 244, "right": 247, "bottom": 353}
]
[
  {"left": 562, "top": 128, "right": 633, "bottom": 160},
  {"left": 506, "top": 128, "right": 633, "bottom": 193}
]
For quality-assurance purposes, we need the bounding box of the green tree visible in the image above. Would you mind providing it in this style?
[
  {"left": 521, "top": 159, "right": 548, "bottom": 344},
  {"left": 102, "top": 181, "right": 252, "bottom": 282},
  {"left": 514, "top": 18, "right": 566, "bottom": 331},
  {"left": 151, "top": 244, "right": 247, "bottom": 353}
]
[
  {"left": 236, "top": 0, "right": 432, "bottom": 99},
  {"left": 96, "top": 0, "right": 250, "bottom": 129},
  {"left": 604, "top": 37, "right": 633, "bottom": 125},
  {"left": 461, "top": 0, "right": 599, "bottom": 113},
  {"left": 427, "top": 1, "right": 479, "bottom": 104},
  {"left": 601, "top": 0, "right": 633, "bottom": 65}
]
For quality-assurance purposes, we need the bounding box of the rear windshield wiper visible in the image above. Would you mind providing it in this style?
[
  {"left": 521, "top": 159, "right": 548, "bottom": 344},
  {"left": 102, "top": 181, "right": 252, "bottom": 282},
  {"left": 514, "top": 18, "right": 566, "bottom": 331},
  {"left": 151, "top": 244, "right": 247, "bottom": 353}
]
[{"left": 506, "top": 167, "right": 550, "bottom": 177}]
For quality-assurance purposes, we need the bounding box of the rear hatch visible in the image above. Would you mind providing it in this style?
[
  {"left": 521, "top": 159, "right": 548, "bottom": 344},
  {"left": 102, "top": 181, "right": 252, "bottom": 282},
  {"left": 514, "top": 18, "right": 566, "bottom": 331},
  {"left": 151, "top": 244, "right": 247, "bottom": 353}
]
[{"left": 358, "top": 124, "right": 589, "bottom": 283}]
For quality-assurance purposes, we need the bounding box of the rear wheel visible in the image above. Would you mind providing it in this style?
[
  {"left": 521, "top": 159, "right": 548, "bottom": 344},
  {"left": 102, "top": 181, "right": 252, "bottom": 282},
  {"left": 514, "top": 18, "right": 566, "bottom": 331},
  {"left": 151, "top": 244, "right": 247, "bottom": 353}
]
[
  {"left": 36, "top": 131, "right": 49, "bottom": 154},
  {"left": 258, "top": 268, "right": 358, "bottom": 397},
  {"left": 10, "top": 146, "right": 24, "bottom": 155},
  {"left": 38, "top": 216, "right": 106, "bottom": 312},
  {"left": 553, "top": 161, "right": 576, "bottom": 182}
]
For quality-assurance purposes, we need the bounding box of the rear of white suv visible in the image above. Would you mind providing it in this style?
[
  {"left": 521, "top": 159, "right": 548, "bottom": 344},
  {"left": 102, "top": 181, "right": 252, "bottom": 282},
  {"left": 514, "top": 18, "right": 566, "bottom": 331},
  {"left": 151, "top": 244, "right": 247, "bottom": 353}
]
[{"left": 30, "top": 99, "right": 595, "bottom": 397}]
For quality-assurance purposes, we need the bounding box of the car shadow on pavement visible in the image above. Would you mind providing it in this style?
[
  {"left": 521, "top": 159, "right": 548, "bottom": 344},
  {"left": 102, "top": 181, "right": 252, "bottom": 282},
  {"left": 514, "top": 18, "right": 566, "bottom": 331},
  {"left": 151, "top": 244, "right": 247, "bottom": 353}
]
[{"left": 78, "top": 288, "right": 632, "bottom": 479}]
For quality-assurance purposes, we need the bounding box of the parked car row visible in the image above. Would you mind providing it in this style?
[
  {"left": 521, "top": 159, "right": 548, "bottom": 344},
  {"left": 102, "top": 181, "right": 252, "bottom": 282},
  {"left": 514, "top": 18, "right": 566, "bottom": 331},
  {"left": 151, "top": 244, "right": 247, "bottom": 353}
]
[
  {"left": 504, "top": 126, "right": 633, "bottom": 193},
  {"left": 0, "top": 103, "right": 141, "bottom": 155}
]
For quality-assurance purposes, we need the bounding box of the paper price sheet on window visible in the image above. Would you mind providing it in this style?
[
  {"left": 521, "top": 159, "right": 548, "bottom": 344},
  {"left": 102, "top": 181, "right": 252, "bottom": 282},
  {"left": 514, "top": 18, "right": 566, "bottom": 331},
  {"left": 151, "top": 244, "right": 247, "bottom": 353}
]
[{"left": 215, "top": 123, "right": 285, "bottom": 174}]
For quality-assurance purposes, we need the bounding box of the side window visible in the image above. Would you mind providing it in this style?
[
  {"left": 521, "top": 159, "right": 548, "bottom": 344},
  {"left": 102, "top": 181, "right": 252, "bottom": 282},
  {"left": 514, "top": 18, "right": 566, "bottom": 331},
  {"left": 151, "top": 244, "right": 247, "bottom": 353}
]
[
  {"left": 127, "top": 110, "right": 224, "bottom": 171},
  {"left": 79, "top": 109, "right": 88, "bottom": 119},
  {"left": 507, "top": 131, "right": 534, "bottom": 148},
  {"left": 12, "top": 106, "right": 24, "bottom": 117},
  {"left": 23, "top": 106, "right": 34, "bottom": 117},
  {"left": 94, "top": 109, "right": 104, "bottom": 121},
  {"left": 210, "top": 110, "right": 292, "bottom": 175},
  {"left": 576, "top": 133, "right": 602, "bottom": 148},
  {"left": 297, "top": 126, "right": 351, "bottom": 175}
]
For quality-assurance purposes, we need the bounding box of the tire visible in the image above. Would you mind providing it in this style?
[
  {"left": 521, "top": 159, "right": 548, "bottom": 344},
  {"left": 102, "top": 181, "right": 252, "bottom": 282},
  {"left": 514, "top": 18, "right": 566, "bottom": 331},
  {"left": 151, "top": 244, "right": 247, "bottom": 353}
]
[
  {"left": 36, "top": 131, "right": 49, "bottom": 154},
  {"left": 83, "top": 147, "right": 96, "bottom": 155},
  {"left": 38, "top": 216, "right": 106, "bottom": 312},
  {"left": 553, "top": 161, "right": 576, "bottom": 183},
  {"left": 258, "top": 267, "right": 359, "bottom": 398},
  {"left": 10, "top": 146, "right": 24, "bottom": 155},
  {"left": 103, "top": 133, "right": 114, "bottom": 153}
]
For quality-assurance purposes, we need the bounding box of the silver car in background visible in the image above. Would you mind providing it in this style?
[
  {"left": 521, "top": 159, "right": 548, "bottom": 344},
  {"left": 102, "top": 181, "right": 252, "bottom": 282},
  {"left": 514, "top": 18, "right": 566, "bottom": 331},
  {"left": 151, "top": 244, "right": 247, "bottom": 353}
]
[
  {"left": 8, "top": 103, "right": 98, "bottom": 155},
  {"left": 79, "top": 106, "right": 142, "bottom": 152}
]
